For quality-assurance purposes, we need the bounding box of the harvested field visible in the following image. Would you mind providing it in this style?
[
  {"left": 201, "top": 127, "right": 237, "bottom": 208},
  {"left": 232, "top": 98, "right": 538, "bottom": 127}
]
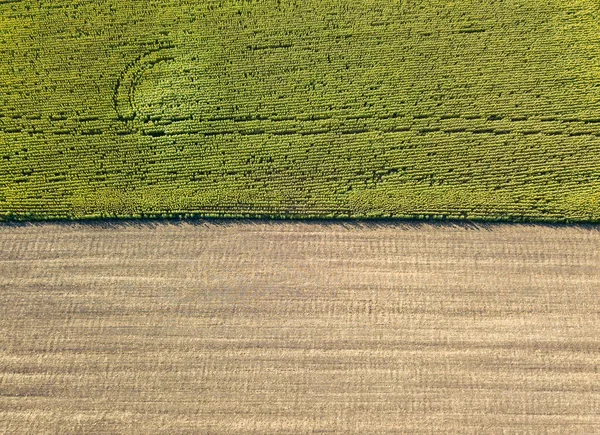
[{"left": 1, "top": 221, "right": 599, "bottom": 433}]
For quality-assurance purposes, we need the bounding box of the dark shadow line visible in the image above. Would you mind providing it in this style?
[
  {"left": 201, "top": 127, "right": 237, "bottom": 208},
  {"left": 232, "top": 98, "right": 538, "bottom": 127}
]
[{"left": 1, "top": 216, "right": 599, "bottom": 232}]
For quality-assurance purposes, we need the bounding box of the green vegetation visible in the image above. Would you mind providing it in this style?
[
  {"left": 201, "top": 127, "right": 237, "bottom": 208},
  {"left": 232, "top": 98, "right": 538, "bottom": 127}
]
[{"left": 1, "top": 0, "right": 600, "bottom": 222}]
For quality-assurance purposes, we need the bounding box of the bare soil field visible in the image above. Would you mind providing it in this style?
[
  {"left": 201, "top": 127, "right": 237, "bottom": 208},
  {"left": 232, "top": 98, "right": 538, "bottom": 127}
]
[{"left": 1, "top": 221, "right": 599, "bottom": 433}]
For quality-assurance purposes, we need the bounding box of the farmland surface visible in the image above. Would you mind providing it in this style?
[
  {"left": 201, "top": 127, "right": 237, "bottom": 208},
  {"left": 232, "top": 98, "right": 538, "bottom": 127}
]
[
  {"left": 1, "top": 0, "right": 600, "bottom": 221},
  {"left": 1, "top": 221, "right": 599, "bottom": 433}
]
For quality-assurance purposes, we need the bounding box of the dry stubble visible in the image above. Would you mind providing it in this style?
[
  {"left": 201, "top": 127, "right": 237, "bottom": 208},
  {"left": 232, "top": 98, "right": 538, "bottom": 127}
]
[{"left": 0, "top": 221, "right": 599, "bottom": 433}]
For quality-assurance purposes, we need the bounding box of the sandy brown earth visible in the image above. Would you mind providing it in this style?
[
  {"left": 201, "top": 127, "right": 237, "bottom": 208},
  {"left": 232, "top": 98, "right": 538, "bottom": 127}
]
[{"left": 0, "top": 221, "right": 599, "bottom": 434}]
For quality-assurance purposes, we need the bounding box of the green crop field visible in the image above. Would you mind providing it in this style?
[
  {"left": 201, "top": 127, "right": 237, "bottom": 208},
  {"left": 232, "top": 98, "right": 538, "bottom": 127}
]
[{"left": 1, "top": 0, "right": 600, "bottom": 222}]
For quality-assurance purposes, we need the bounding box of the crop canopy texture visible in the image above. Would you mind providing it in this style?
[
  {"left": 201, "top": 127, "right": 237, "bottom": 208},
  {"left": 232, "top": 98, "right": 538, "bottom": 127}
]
[{"left": 1, "top": 0, "right": 600, "bottom": 221}]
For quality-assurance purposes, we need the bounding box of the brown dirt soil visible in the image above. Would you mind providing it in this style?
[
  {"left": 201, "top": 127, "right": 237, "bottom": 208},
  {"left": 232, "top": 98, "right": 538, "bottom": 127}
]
[{"left": 1, "top": 221, "right": 599, "bottom": 433}]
